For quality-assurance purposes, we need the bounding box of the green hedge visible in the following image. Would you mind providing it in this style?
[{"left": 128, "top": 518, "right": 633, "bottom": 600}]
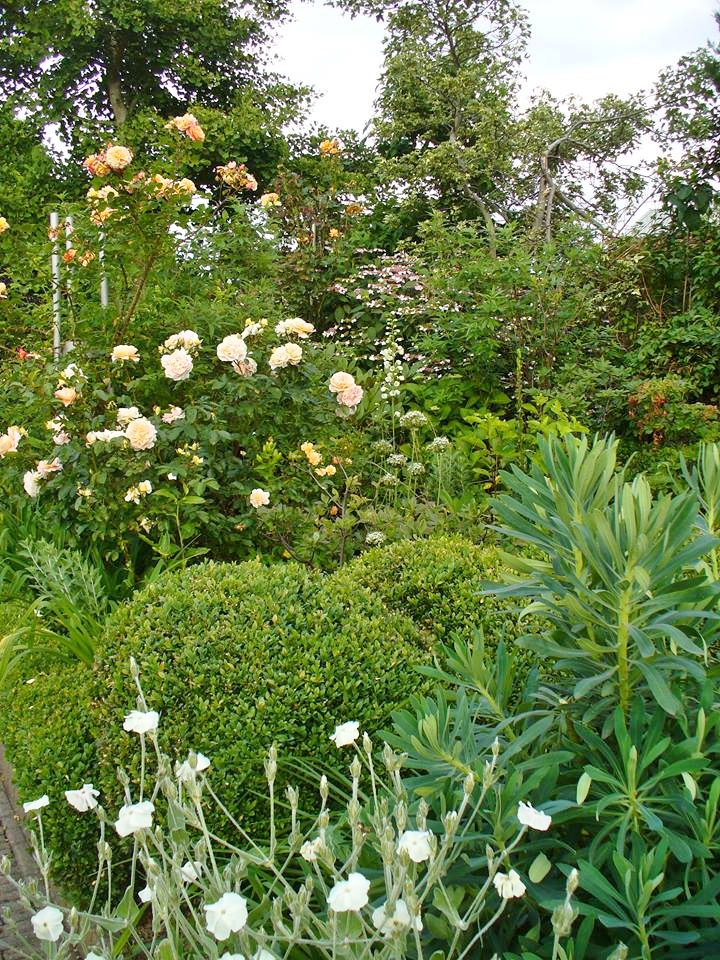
[
  {"left": 330, "top": 534, "right": 523, "bottom": 650},
  {"left": 1, "top": 559, "right": 431, "bottom": 891}
]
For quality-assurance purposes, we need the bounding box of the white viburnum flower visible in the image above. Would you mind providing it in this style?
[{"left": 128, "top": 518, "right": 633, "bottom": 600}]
[
  {"left": 31, "top": 905, "right": 64, "bottom": 942},
  {"left": 65, "top": 783, "right": 99, "bottom": 812},
  {"left": 204, "top": 892, "right": 249, "bottom": 940},
  {"left": 327, "top": 872, "right": 370, "bottom": 912},
  {"left": 123, "top": 709, "right": 159, "bottom": 734},
  {"left": 517, "top": 801, "right": 552, "bottom": 832},
  {"left": 329, "top": 720, "right": 360, "bottom": 748},
  {"left": 23, "top": 795, "right": 50, "bottom": 813},
  {"left": 115, "top": 800, "right": 154, "bottom": 837},
  {"left": 493, "top": 869, "right": 526, "bottom": 900},
  {"left": 372, "top": 899, "right": 422, "bottom": 936},
  {"left": 397, "top": 829, "right": 432, "bottom": 863}
]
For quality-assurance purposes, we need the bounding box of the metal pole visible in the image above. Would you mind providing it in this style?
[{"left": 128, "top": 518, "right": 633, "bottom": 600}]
[
  {"left": 50, "top": 212, "right": 61, "bottom": 360},
  {"left": 99, "top": 230, "right": 109, "bottom": 308}
]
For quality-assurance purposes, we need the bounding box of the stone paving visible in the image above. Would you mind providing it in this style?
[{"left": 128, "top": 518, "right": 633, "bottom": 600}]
[{"left": 0, "top": 747, "right": 37, "bottom": 959}]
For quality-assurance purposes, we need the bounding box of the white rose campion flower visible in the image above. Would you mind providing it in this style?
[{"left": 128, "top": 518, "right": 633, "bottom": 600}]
[
  {"left": 204, "top": 891, "right": 249, "bottom": 940},
  {"left": 329, "top": 720, "right": 360, "bottom": 748},
  {"left": 176, "top": 751, "right": 211, "bottom": 783},
  {"left": 115, "top": 800, "right": 155, "bottom": 837},
  {"left": 219, "top": 954, "right": 246, "bottom": 960},
  {"left": 138, "top": 885, "right": 154, "bottom": 903},
  {"left": 161, "top": 347, "right": 194, "bottom": 381},
  {"left": 327, "top": 872, "right": 370, "bottom": 912},
  {"left": 23, "top": 794, "right": 50, "bottom": 813},
  {"left": 517, "top": 801, "right": 552, "bottom": 832},
  {"left": 125, "top": 417, "right": 157, "bottom": 451},
  {"left": 31, "top": 905, "right": 64, "bottom": 942},
  {"left": 111, "top": 344, "right": 140, "bottom": 363},
  {"left": 65, "top": 783, "right": 99, "bottom": 812},
  {"left": 300, "top": 836, "right": 323, "bottom": 861},
  {"left": 328, "top": 371, "right": 356, "bottom": 394},
  {"left": 397, "top": 829, "right": 432, "bottom": 863},
  {"left": 180, "top": 860, "right": 203, "bottom": 883},
  {"left": 23, "top": 470, "right": 42, "bottom": 497},
  {"left": 123, "top": 709, "right": 159, "bottom": 734},
  {"left": 216, "top": 334, "right": 248, "bottom": 363},
  {"left": 249, "top": 488, "right": 270, "bottom": 509},
  {"left": 493, "top": 869, "right": 526, "bottom": 900},
  {"left": 372, "top": 899, "right": 422, "bottom": 936}
]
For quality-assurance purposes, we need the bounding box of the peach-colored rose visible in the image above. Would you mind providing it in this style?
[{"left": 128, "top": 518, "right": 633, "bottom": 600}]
[
  {"left": 111, "top": 344, "right": 140, "bottom": 363},
  {"left": 105, "top": 145, "right": 133, "bottom": 172},
  {"left": 249, "top": 488, "right": 270, "bottom": 508},
  {"left": 338, "top": 384, "right": 364, "bottom": 408},
  {"left": 0, "top": 282, "right": 7, "bottom": 299},
  {"left": 125, "top": 417, "right": 157, "bottom": 451},
  {"left": 186, "top": 123, "right": 205, "bottom": 142},
  {"left": 283, "top": 343, "right": 302, "bottom": 365},
  {"left": 0, "top": 216, "right": 9, "bottom": 233},
  {"left": 0, "top": 426, "right": 25, "bottom": 457},
  {"left": 54, "top": 386, "right": 78, "bottom": 407},
  {"left": 161, "top": 348, "right": 193, "bottom": 381},
  {"left": 259, "top": 192, "right": 281, "bottom": 208},
  {"left": 232, "top": 357, "right": 257, "bottom": 377},
  {"left": 83, "top": 154, "right": 111, "bottom": 177},
  {"left": 216, "top": 334, "right": 248, "bottom": 363},
  {"left": 36, "top": 457, "right": 62, "bottom": 479},
  {"left": 275, "top": 317, "right": 315, "bottom": 338},
  {"left": 177, "top": 178, "right": 196, "bottom": 194},
  {"left": 328, "top": 371, "right": 356, "bottom": 394}
]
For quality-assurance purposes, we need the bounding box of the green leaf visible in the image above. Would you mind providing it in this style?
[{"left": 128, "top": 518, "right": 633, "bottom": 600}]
[
  {"left": 529, "top": 852, "right": 552, "bottom": 883},
  {"left": 576, "top": 771, "right": 592, "bottom": 805}
]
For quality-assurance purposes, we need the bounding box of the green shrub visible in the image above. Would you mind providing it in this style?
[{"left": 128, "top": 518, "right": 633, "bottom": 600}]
[
  {"left": 330, "top": 534, "right": 524, "bottom": 651},
  {"left": 101, "top": 559, "right": 428, "bottom": 820},
  {"left": 0, "top": 658, "right": 100, "bottom": 895}
]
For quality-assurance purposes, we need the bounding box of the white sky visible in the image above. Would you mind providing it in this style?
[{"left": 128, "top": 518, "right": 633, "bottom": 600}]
[{"left": 271, "top": 0, "right": 718, "bottom": 132}]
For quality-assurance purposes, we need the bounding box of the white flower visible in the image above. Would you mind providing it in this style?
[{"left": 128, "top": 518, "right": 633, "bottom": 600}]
[
  {"left": 372, "top": 899, "right": 422, "bottom": 936},
  {"left": 111, "top": 344, "right": 140, "bottom": 363},
  {"left": 115, "top": 800, "right": 155, "bottom": 837},
  {"left": 327, "top": 872, "right": 370, "bottom": 912},
  {"left": 217, "top": 334, "right": 248, "bottom": 363},
  {"left": 138, "top": 885, "right": 154, "bottom": 903},
  {"left": 329, "top": 720, "right": 360, "bottom": 748},
  {"left": 268, "top": 343, "right": 302, "bottom": 369},
  {"left": 397, "top": 829, "right": 432, "bottom": 863},
  {"left": 23, "top": 795, "right": 50, "bottom": 813},
  {"left": 300, "top": 836, "right": 323, "bottom": 861},
  {"left": 161, "top": 347, "right": 193, "bottom": 381},
  {"left": 180, "top": 860, "right": 203, "bottom": 883},
  {"left": 123, "top": 709, "right": 159, "bottom": 734},
  {"left": 36, "top": 457, "right": 62, "bottom": 478},
  {"left": 249, "top": 488, "right": 270, "bottom": 509},
  {"left": 161, "top": 405, "right": 185, "bottom": 424},
  {"left": 517, "top": 801, "right": 552, "bottom": 832},
  {"left": 58, "top": 362, "right": 85, "bottom": 383},
  {"left": 137, "top": 479, "right": 153, "bottom": 496},
  {"left": 176, "top": 751, "right": 211, "bottom": 783},
  {"left": 31, "top": 905, "right": 64, "bottom": 942},
  {"left": 65, "top": 783, "right": 99, "bottom": 812},
  {"left": 116, "top": 406, "right": 141, "bottom": 426},
  {"left": 204, "top": 891, "right": 248, "bottom": 940},
  {"left": 23, "top": 470, "right": 41, "bottom": 497},
  {"left": 85, "top": 953, "right": 106, "bottom": 960},
  {"left": 493, "top": 869, "right": 526, "bottom": 899},
  {"left": 125, "top": 417, "right": 157, "bottom": 451},
  {"left": 219, "top": 955, "right": 247, "bottom": 960}
]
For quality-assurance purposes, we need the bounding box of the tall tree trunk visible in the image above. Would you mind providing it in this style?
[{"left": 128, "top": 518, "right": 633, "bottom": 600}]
[{"left": 107, "top": 38, "right": 128, "bottom": 128}]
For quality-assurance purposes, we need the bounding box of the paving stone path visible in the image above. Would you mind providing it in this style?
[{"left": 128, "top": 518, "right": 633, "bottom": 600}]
[{"left": 0, "top": 747, "right": 37, "bottom": 958}]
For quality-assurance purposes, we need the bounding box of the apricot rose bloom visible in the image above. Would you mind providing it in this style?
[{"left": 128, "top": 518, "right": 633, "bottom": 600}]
[
  {"left": 161, "top": 348, "right": 194, "bottom": 381},
  {"left": 125, "top": 417, "right": 157, "bottom": 451},
  {"left": 249, "top": 488, "right": 270, "bottom": 508},
  {"left": 0, "top": 216, "right": 9, "bottom": 233},
  {"left": 328, "top": 371, "right": 356, "bottom": 394},
  {"left": 0, "top": 425, "right": 25, "bottom": 457},
  {"left": 111, "top": 344, "right": 140, "bottom": 363},
  {"left": 216, "top": 334, "right": 248, "bottom": 363},
  {"left": 319, "top": 137, "right": 341, "bottom": 156},
  {"left": 275, "top": 317, "right": 315, "bottom": 338},
  {"left": 268, "top": 343, "right": 302, "bottom": 370},
  {"left": 338, "top": 384, "right": 364, "bottom": 409},
  {"left": 105, "top": 145, "right": 133, "bottom": 171},
  {"left": 259, "top": 192, "right": 281, "bottom": 207},
  {"left": 54, "top": 386, "right": 78, "bottom": 407}
]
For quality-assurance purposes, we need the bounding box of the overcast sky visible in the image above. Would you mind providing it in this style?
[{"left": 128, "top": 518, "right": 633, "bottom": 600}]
[{"left": 271, "top": 0, "right": 718, "bottom": 133}]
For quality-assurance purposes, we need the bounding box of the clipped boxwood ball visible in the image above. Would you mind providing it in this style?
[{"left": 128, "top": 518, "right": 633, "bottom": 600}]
[
  {"left": 92, "top": 558, "right": 431, "bottom": 840},
  {"left": 329, "top": 534, "right": 523, "bottom": 652}
]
